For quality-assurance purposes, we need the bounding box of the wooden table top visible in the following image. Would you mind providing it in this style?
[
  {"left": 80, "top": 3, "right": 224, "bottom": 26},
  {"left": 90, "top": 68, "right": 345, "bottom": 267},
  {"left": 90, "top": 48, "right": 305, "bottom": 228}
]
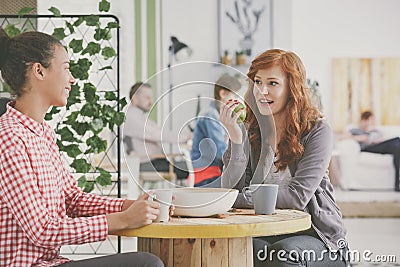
[{"left": 114, "top": 209, "right": 311, "bottom": 239}]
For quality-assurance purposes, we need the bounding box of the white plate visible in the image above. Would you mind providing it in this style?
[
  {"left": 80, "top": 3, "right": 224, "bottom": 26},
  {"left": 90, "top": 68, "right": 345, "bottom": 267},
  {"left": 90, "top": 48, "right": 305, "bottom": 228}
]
[{"left": 172, "top": 188, "right": 238, "bottom": 217}]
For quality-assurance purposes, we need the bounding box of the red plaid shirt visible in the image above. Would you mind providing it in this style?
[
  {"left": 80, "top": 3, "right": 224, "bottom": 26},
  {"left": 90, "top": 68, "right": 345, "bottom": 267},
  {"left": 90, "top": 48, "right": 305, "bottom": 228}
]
[{"left": 0, "top": 103, "right": 124, "bottom": 267}]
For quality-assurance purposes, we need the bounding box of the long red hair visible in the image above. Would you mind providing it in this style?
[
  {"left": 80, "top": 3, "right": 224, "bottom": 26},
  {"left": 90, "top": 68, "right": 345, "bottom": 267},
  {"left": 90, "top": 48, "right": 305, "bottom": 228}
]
[{"left": 244, "top": 49, "right": 323, "bottom": 171}]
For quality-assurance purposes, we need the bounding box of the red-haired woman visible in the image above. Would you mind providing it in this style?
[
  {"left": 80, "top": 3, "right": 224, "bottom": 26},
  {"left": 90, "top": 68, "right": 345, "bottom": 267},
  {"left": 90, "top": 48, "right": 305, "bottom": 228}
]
[{"left": 220, "top": 49, "right": 348, "bottom": 266}]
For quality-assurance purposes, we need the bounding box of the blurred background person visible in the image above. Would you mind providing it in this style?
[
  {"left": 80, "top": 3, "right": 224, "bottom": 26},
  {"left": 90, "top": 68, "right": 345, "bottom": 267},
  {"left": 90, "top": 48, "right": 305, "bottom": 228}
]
[
  {"left": 348, "top": 110, "right": 400, "bottom": 191},
  {"left": 190, "top": 73, "right": 242, "bottom": 187},
  {"left": 124, "top": 82, "right": 191, "bottom": 183}
]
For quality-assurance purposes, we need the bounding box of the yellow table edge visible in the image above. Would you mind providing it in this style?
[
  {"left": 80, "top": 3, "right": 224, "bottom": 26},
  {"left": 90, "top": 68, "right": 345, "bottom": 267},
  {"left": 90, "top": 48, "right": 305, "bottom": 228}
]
[{"left": 115, "top": 212, "right": 311, "bottom": 239}]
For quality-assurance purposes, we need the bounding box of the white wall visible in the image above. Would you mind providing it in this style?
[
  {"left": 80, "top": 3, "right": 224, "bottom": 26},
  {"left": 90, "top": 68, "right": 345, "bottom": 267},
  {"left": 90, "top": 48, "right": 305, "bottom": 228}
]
[
  {"left": 291, "top": 0, "right": 400, "bottom": 121},
  {"left": 161, "top": 0, "right": 222, "bottom": 135}
]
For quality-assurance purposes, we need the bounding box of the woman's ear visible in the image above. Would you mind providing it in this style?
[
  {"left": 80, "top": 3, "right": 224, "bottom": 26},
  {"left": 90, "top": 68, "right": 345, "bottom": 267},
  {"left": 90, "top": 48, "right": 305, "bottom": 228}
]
[
  {"left": 31, "top": 62, "right": 45, "bottom": 80},
  {"left": 219, "top": 89, "right": 228, "bottom": 100}
]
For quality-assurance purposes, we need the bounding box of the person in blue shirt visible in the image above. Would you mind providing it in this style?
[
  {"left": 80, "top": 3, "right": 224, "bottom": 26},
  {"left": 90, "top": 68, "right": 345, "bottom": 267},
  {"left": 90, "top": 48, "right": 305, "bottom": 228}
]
[{"left": 191, "top": 73, "right": 242, "bottom": 186}]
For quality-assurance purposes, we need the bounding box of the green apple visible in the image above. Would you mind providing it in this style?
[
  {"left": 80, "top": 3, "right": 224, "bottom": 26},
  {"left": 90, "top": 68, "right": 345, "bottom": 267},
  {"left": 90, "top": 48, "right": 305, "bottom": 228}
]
[{"left": 233, "top": 102, "right": 246, "bottom": 123}]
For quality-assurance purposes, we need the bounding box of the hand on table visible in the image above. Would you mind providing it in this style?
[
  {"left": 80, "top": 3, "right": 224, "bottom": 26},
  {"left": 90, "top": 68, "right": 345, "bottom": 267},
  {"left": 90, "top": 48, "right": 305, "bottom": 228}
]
[{"left": 121, "top": 193, "right": 160, "bottom": 229}]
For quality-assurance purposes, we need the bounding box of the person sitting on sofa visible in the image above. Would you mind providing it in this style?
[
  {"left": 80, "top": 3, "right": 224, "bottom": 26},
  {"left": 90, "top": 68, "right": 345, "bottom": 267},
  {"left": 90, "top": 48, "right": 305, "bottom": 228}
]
[{"left": 348, "top": 110, "right": 400, "bottom": 191}]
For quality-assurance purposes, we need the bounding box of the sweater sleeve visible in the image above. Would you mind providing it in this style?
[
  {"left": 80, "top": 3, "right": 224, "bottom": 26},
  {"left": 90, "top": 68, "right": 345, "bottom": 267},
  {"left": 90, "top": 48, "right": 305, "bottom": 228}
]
[{"left": 220, "top": 124, "right": 254, "bottom": 208}]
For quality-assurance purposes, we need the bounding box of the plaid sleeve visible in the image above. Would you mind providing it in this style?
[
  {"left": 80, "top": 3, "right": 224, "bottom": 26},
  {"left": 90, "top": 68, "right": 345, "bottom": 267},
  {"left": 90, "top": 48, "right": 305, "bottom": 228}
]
[
  {"left": 0, "top": 151, "right": 108, "bottom": 247},
  {"left": 63, "top": 167, "right": 125, "bottom": 217}
]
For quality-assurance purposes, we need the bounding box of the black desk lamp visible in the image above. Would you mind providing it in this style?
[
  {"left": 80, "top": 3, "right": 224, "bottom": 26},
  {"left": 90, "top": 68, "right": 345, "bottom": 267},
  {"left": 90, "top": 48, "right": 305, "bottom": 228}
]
[{"left": 167, "top": 36, "right": 192, "bottom": 151}]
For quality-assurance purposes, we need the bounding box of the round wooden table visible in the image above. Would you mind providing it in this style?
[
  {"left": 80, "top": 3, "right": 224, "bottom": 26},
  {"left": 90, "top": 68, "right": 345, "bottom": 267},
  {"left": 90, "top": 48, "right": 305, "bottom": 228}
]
[{"left": 115, "top": 209, "right": 311, "bottom": 267}]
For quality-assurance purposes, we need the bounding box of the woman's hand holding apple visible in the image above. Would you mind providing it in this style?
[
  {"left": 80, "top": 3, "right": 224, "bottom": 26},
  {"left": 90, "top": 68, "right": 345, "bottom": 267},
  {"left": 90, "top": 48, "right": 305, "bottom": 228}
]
[{"left": 220, "top": 99, "right": 246, "bottom": 144}]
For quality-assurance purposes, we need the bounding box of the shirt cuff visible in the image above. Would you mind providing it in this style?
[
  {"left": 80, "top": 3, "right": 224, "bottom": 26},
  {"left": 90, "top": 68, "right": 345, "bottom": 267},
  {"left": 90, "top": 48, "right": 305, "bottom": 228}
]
[
  {"left": 105, "top": 198, "right": 125, "bottom": 214},
  {"left": 87, "top": 215, "right": 109, "bottom": 243}
]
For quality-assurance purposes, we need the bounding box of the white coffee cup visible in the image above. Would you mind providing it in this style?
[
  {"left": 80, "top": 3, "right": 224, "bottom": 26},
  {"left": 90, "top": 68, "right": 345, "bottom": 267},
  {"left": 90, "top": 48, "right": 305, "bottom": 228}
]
[
  {"left": 242, "top": 184, "right": 278, "bottom": 215},
  {"left": 151, "top": 189, "right": 173, "bottom": 222}
]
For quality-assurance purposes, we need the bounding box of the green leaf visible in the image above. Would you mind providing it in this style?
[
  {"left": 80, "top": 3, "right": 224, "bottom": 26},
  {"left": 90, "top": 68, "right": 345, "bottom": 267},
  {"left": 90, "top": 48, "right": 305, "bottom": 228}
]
[
  {"left": 56, "top": 139, "right": 63, "bottom": 148},
  {"left": 86, "top": 135, "right": 107, "bottom": 154},
  {"left": 18, "top": 7, "right": 34, "bottom": 16},
  {"left": 69, "top": 39, "right": 83, "bottom": 53},
  {"left": 102, "top": 105, "right": 115, "bottom": 120},
  {"left": 52, "top": 28, "right": 66, "bottom": 40},
  {"left": 91, "top": 118, "right": 104, "bottom": 133},
  {"left": 85, "top": 15, "right": 100, "bottom": 26},
  {"left": 98, "top": 66, "right": 112, "bottom": 71},
  {"left": 107, "top": 22, "right": 120, "bottom": 29},
  {"left": 94, "top": 27, "right": 111, "bottom": 41},
  {"left": 77, "top": 175, "right": 87, "bottom": 188},
  {"left": 83, "top": 181, "right": 94, "bottom": 193},
  {"left": 101, "top": 105, "right": 117, "bottom": 130},
  {"left": 104, "top": 91, "right": 118, "bottom": 101},
  {"left": 48, "top": 6, "right": 61, "bottom": 17},
  {"left": 81, "top": 42, "right": 101, "bottom": 56},
  {"left": 65, "top": 22, "right": 75, "bottom": 34},
  {"left": 5, "top": 24, "right": 21, "bottom": 38},
  {"left": 96, "top": 168, "right": 112, "bottom": 186},
  {"left": 81, "top": 103, "right": 98, "bottom": 117},
  {"left": 65, "top": 111, "right": 79, "bottom": 125},
  {"left": 70, "top": 59, "right": 92, "bottom": 80},
  {"left": 66, "top": 84, "right": 81, "bottom": 108},
  {"left": 99, "top": 0, "right": 111, "bottom": 12},
  {"left": 102, "top": 46, "right": 117, "bottom": 60},
  {"left": 64, "top": 144, "right": 82, "bottom": 158},
  {"left": 74, "top": 122, "right": 90, "bottom": 136},
  {"left": 56, "top": 127, "right": 81, "bottom": 143},
  {"left": 83, "top": 83, "right": 97, "bottom": 101},
  {"left": 44, "top": 113, "right": 53, "bottom": 121},
  {"left": 119, "top": 97, "right": 128, "bottom": 110},
  {"left": 108, "top": 120, "right": 115, "bottom": 131},
  {"left": 78, "top": 58, "right": 92, "bottom": 70},
  {"left": 44, "top": 106, "right": 61, "bottom": 121},
  {"left": 114, "top": 112, "right": 126, "bottom": 127},
  {"left": 71, "top": 158, "right": 92, "bottom": 173},
  {"left": 73, "top": 17, "right": 84, "bottom": 27}
]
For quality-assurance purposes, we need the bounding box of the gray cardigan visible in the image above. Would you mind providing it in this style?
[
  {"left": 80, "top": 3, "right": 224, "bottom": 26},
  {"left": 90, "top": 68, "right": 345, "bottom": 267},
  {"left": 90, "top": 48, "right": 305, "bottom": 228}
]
[{"left": 221, "top": 119, "right": 347, "bottom": 251}]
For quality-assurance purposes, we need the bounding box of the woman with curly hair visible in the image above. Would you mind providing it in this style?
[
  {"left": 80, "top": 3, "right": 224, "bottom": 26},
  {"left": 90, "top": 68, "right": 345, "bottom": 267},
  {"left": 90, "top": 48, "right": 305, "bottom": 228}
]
[{"left": 220, "top": 49, "right": 348, "bottom": 266}]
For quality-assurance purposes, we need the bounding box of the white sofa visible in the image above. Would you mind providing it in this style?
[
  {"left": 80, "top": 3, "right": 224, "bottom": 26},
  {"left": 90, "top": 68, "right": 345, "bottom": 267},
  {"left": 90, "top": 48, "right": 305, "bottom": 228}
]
[{"left": 334, "top": 126, "right": 400, "bottom": 191}]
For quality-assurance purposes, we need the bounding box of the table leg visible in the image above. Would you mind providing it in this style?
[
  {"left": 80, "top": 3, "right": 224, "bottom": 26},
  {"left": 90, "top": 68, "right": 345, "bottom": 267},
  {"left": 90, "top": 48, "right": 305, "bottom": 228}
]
[
  {"left": 137, "top": 237, "right": 253, "bottom": 267},
  {"left": 229, "top": 237, "right": 253, "bottom": 267}
]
